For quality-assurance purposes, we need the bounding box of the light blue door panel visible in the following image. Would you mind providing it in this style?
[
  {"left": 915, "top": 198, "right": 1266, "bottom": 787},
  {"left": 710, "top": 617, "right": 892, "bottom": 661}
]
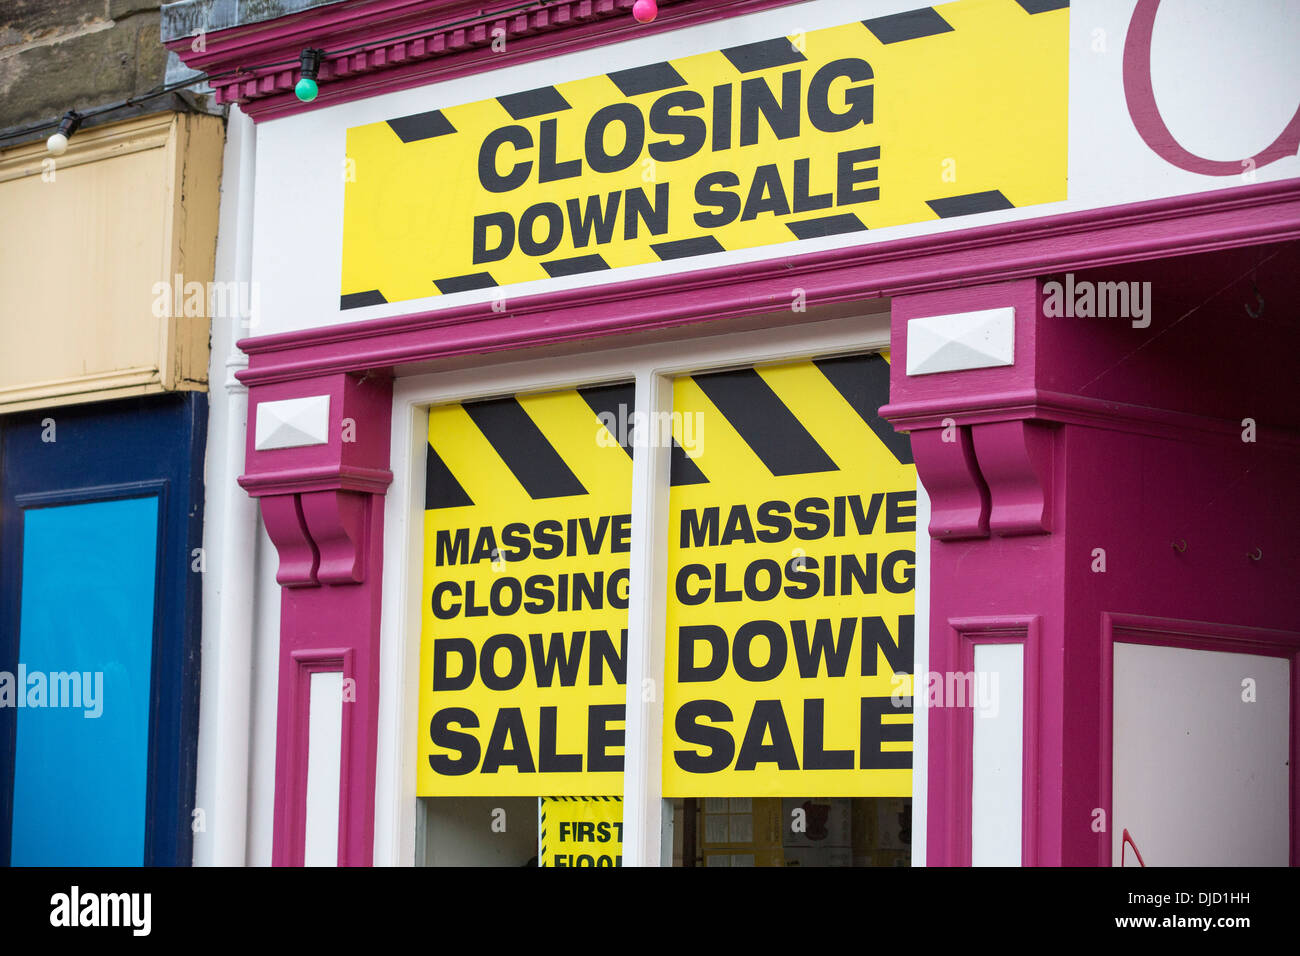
[{"left": 9, "top": 497, "right": 158, "bottom": 866}]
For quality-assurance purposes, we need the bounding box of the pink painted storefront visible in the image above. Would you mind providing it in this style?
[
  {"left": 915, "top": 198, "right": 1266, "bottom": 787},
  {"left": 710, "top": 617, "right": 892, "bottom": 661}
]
[{"left": 169, "top": 0, "right": 1300, "bottom": 866}]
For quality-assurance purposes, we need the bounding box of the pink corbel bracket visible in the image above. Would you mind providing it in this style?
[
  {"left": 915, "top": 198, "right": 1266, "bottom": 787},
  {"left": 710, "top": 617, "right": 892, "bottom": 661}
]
[
  {"left": 259, "top": 494, "right": 320, "bottom": 586},
  {"left": 971, "top": 420, "right": 1055, "bottom": 536},
  {"left": 239, "top": 371, "right": 394, "bottom": 586},
  {"left": 910, "top": 426, "right": 990, "bottom": 540},
  {"left": 300, "top": 490, "right": 370, "bottom": 584}
]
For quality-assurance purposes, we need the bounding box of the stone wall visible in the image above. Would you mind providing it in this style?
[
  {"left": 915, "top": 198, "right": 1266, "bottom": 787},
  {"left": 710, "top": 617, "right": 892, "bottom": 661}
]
[{"left": 0, "top": 1, "right": 171, "bottom": 131}]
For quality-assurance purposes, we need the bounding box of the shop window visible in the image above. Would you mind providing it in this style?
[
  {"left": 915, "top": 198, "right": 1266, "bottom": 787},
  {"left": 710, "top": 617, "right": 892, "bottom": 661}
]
[
  {"left": 407, "top": 334, "right": 914, "bottom": 866},
  {"left": 662, "top": 355, "right": 916, "bottom": 865},
  {"left": 417, "top": 385, "right": 634, "bottom": 865}
]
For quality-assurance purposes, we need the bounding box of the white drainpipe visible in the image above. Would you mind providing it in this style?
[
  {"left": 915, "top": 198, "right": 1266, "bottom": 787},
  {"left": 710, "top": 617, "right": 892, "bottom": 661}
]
[{"left": 194, "top": 104, "right": 257, "bottom": 866}]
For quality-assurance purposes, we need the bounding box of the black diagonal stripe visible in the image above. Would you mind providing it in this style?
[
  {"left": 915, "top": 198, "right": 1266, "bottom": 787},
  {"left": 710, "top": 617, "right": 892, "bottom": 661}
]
[
  {"left": 497, "top": 86, "right": 571, "bottom": 119},
  {"left": 863, "top": 7, "right": 954, "bottom": 44},
  {"left": 463, "top": 397, "right": 587, "bottom": 499},
  {"left": 814, "top": 354, "right": 913, "bottom": 465},
  {"left": 926, "top": 189, "right": 1015, "bottom": 218},
  {"left": 651, "top": 236, "right": 726, "bottom": 260},
  {"left": 435, "top": 272, "right": 497, "bottom": 294},
  {"left": 608, "top": 62, "right": 687, "bottom": 96},
  {"left": 579, "top": 382, "right": 709, "bottom": 484},
  {"left": 693, "top": 368, "right": 837, "bottom": 477},
  {"left": 541, "top": 254, "right": 609, "bottom": 278},
  {"left": 578, "top": 383, "right": 635, "bottom": 458},
  {"left": 720, "top": 37, "right": 807, "bottom": 73},
  {"left": 425, "top": 441, "right": 475, "bottom": 509},
  {"left": 786, "top": 213, "right": 869, "bottom": 240},
  {"left": 386, "top": 109, "right": 456, "bottom": 142},
  {"left": 1015, "top": 0, "right": 1068, "bottom": 12},
  {"left": 670, "top": 442, "right": 708, "bottom": 486},
  {"left": 340, "top": 290, "right": 387, "bottom": 309}
]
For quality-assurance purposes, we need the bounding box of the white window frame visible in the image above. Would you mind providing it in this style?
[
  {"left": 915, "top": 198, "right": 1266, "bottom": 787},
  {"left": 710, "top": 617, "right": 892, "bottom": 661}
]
[{"left": 372, "top": 307, "right": 931, "bottom": 866}]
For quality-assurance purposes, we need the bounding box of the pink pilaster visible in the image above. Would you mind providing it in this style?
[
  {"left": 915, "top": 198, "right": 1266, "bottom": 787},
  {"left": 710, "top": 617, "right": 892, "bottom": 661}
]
[
  {"left": 240, "top": 372, "right": 393, "bottom": 866},
  {"left": 883, "top": 280, "right": 1068, "bottom": 866}
]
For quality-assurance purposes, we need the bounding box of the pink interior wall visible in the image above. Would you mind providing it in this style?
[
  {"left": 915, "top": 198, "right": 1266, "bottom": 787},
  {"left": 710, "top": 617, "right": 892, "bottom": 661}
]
[
  {"left": 1058, "top": 418, "right": 1299, "bottom": 865},
  {"left": 1036, "top": 243, "right": 1300, "bottom": 428}
]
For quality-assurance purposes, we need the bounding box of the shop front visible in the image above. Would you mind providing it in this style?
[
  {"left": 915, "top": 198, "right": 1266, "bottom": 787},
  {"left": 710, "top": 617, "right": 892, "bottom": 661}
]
[{"left": 167, "top": 0, "right": 1300, "bottom": 866}]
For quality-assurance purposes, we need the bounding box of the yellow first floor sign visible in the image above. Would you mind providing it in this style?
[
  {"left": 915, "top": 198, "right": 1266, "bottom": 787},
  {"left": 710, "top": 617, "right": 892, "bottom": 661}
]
[{"left": 539, "top": 796, "right": 623, "bottom": 867}]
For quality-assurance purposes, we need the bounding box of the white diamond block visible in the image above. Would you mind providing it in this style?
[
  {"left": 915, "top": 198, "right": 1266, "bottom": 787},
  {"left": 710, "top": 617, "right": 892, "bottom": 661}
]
[
  {"left": 254, "top": 394, "right": 331, "bottom": 450},
  {"left": 905, "top": 307, "right": 1015, "bottom": 376}
]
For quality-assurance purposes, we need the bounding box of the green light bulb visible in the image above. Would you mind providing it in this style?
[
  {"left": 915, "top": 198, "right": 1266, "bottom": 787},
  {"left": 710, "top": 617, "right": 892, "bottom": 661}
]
[{"left": 295, "top": 77, "right": 318, "bottom": 102}]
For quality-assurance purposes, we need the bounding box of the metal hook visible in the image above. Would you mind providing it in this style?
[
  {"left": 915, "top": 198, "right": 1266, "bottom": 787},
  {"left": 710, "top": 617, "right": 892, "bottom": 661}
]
[
  {"left": 1248, "top": 547, "right": 1262, "bottom": 561},
  {"left": 1171, "top": 539, "right": 1187, "bottom": 553},
  {"left": 1245, "top": 281, "right": 1265, "bottom": 319}
]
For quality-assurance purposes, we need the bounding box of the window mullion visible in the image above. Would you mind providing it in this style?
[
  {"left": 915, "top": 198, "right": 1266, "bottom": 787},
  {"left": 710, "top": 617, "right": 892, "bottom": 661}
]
[{"left": 622, "top": 366, "right": 674, "bottom": 866}]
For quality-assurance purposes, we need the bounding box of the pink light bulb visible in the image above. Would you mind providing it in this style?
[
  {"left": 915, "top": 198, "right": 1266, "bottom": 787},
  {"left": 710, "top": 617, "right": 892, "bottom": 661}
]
[{"left": 633, "top": 0, "right": 658, "bottom": 24}]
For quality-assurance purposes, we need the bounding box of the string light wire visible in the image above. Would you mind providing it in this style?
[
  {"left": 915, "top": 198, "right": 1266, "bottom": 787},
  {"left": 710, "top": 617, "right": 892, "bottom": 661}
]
[{"left": 0, "top": 0, "right": 608, "bottom": 147}]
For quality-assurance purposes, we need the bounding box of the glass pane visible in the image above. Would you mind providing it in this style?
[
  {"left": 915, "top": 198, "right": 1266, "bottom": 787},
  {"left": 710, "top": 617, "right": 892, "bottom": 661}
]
[
  {"left": 674, "top": 796, "right": 912, "bottom": 867},
  {"left": 10, "top": 497, "right": 158, "bottom": 866}
]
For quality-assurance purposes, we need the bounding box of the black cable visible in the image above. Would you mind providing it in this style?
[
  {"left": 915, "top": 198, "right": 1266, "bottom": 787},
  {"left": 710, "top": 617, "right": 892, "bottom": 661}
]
[{"left": 0, "top": 0, "right": 554, "bottom": 146}]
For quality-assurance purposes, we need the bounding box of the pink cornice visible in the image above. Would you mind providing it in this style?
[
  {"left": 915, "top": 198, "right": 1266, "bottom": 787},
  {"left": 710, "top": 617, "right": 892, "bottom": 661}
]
[
  {"left": 883, "top": 389, "right": 1300, "bottom": 452},
  {"left": 165, "top": 0, "right": 805, "bottom": 121},
  {"left": 238, "top": 464, "right": 395, "bottom": 497},
  {"left": 235, "top": 178, "right": 1300, "bottom": 386}
]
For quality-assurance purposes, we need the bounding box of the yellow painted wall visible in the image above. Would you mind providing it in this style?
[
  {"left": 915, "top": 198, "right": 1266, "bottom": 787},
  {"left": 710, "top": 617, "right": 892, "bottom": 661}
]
[{"left": 0, "top": 111, "right": 223, "bottom": 412}]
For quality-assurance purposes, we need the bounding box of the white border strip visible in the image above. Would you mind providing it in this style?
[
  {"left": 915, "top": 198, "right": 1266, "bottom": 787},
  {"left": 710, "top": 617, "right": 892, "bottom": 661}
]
[{"left": 304, "top": 670, "right": 344, "bottom": 866}]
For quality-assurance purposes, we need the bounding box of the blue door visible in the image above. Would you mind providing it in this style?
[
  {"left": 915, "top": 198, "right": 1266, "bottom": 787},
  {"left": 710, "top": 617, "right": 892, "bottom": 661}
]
[{"left": 0, "top": 393, "right": 206, "bottom": 865}]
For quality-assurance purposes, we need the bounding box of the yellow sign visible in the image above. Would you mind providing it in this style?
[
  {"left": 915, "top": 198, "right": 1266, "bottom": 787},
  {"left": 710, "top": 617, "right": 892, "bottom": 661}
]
[
  {"left": 662, "top": 354, "right": 917, "bottom": 797},
  {"left": 538, "top": 796, "right": 623, "bottom": 867},
  {"left": 341, "top": 0, "right": 1067, "bottom": 308},
  {"left": 418, "top": 386, "right": 634, "bottom": 796}
]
